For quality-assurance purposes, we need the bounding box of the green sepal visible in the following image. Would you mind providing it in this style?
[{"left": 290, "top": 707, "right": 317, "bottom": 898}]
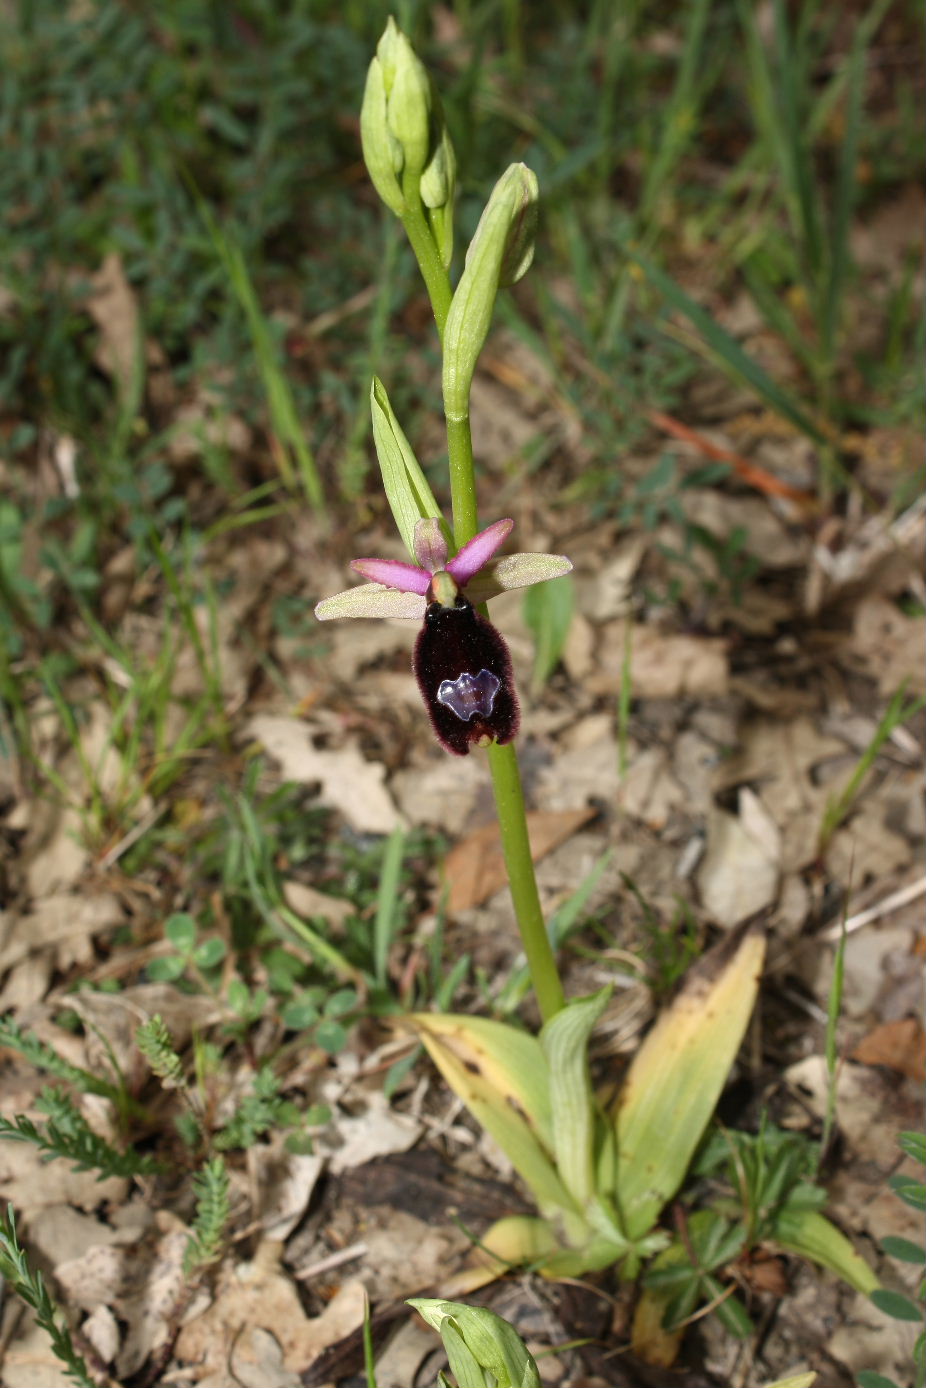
[{"left": 369, "top": 376, "right": 448, "bottom": 560}]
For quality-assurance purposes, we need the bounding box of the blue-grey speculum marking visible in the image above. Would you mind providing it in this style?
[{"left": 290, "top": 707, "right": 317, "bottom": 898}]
[{"left": 436, "top": 669, "right": 501, "bottom": 722}]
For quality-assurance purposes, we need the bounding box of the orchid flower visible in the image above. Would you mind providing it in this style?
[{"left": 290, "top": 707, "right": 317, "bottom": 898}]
[{"left": 315, "top": 517, "right": 572, "bottom": 755}]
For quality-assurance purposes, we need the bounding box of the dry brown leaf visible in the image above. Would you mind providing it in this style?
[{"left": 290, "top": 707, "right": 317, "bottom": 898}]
[
  {"left": 82, "top": 1304, "right": 121, "bottom": 1366},
  {"left": 175, "top": 1249, "right": 366, "bottom": 1378},
  {"left": 114, "top": 1216, "right": 191, "bottom": 1377},
  {"left": 281, "top": 880, "right": 355, "bottom": 930},
  {"left": 852, "top": 1016, "right": 926, "bottom": 1082},
  {"left": 85, "top": 253, "right": 140, "bottom": 398},
  {"left": 366, "top": 1317, "right": 439, "bottom": 1388},
  {"left": 247, "top": 1141, "right": 325, "bottom": 1240},
  {"left": 66, "top": 984, "right": 224, "bottom": 1087},
  {"left": 443, "top": 808, "right": 595, "bottom": 912},
  {"left": 167, "top": 399, "right": 253, "bottom": 465},
  {"left": 619, "top": 748, "right": 685, "bottom": 829},
  {"left": 581, "top": 538, "right": 647, "bottom": 620},
  {"left": 0, "top": 891, "right": 123, "bottom": 978},
  {"left": 589, "top": 621, "right": 728, "bottom": 700},
  {"left": 391, "top": 752, "right": 486, "bottom": 832},
  {"left": 317, "top": 1088, "right": 421, "bottom": 1174},
  {"left": 849, "top": 595, "right": 926, "bottom": 694},
  {"left": 562, "top": 610, "right": 595, "bottom": 679},
  {"left": 537, "top": 735, "right": 624, "bottom": 812},
  {"left": 680, "top": 489, "right": 809, "bottom": 568},
  {"left": 784, "top": 1056, "right": 916, "bottom": 1166},
  {"left": 698, "top": 793, "right": 780, "bottom": 928},
  {"left": 828, "top": 1290, "right": 920, "bottom": 1388},
  {"left": 249, "top": 714, "right": 403, "bottom": 834}
]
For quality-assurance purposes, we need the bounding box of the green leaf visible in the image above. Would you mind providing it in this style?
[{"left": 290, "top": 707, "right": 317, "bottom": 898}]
[
  {"left": 324, "top": 988, "right": 359, "bottom": 1019},
  {"left": 857, "top": 1374, "right": 901, "bottom": 1388},
  {"left": 315, "top": 1019, "right": 348, "bottom": 1054},
  {"left": 708, "top": 1279, "right": 753, "bottom": 1338},
  {"left": 772, "top": 1207, "right": 878, "bottom": 1294},
  {"left": 523, "top": 575, "right": 574, "bottom": 694},
  {"left": 193, "top": 937, "right": 226, "bottom": 970},
  {"left": 165, "top": 913, "right": 197, "bottom": 953},
  {"left": 540, "top": 989, "right": 610, "bottom": 1210},
  {"left": 899, "top": 1131, "right": 926, "bottom": 1164},
  {"left": 225, "top": 978, "right": 250, "bottom": 1016},
  {"left": 281, "top": 996, "right": 320, "bottom": 1030},
  {"left": 890, "top": 1173, "right": 926, "bottom": 1212},
  {"left": 881, "top": 1235, "right": 925, "bottom": 1264},
  {"left": 627, "top": 249, "right": 827, "bottom": 445},
  {"left": 370, "top": 377, "right": 447, "bottom": 561},
  {"left": 147, "top": 955, "right": 186, "bottom": 982},
  {"left": 409, "top": 1301, "right": 542, "bottom": 1388},
  {"left": 871, "top": 1288, "right": 923, "bottom": 1323}
]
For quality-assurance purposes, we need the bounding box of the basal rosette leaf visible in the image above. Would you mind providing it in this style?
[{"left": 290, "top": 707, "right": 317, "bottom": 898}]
[{"left": 611, "top": 924, "right": 766, "bottom": 1240}]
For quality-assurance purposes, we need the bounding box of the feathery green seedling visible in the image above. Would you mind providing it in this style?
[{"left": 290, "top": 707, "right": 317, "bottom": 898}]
[
  {"left": 183, "top": 1157, "right": 231, "bottom": 1277},
  {"left": 0, "top": 1016, "right": 122, "bottom": 1102},
  {"left": 0, "top": 1087, "right": 158, "bottom": 1180},
  {"left": 0, "top": 1204, "right": 96, "bottom": 1388}
]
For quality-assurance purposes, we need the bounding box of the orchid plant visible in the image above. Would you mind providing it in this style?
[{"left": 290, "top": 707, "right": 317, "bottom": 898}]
[{"left": 313, "top": 18, "right": 880, "bottom": 1357}]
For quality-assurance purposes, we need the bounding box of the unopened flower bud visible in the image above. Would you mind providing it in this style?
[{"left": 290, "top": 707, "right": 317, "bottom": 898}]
[
  {"left": 443, "top": 163, "right": 538, "bottom": 419},
  {"left": 420, "top": 124, "right": 456, "bottom": 267},
  {"left": 409, "top": 1300, "right": 542, "bottom": 1388},
  {"left": 361, "top": 19, "right": 442, "bottom": 216}
]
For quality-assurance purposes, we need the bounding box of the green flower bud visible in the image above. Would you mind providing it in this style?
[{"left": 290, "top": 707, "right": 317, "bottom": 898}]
[
  {"left": 360, "top": 53, "right": 405, "bottom": 215},
  {"left": 421, "top": 123, "right": 456, "bottom": 267},
  {"left": 442, "top": 163, "right": 538, "bottom": 419},
  {"left": 382, "top": 21, "right": 432, "bottom": 179},
  {"left": 409, "top": 1300, "right": 542, "bottom": 1388},
  {"left": 361, "top": 18, "right": 438, "bottom": 216}
]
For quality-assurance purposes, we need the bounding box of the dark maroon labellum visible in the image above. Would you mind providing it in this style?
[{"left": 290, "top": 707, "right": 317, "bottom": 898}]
[{"left": 413, "top": 595, "right": 520, "bottom": 756}]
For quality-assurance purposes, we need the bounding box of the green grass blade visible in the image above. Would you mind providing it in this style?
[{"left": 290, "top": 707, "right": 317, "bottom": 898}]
[
  {"left": 195, "top": 198, "right": 324, "bottom": 511},
  {"left": 374, "top": 827, "right": 406, "bottom": 987},
  {"left": 628, "top": 248, "right": 828, "bottom": 445},
  {"left": 820, "top": 32, "right": 865, "bottom": 369}
]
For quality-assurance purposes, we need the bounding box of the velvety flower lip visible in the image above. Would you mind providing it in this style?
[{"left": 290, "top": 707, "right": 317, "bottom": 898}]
[{"left": 315, "top": 517, "right": 570, "bottom": 622}]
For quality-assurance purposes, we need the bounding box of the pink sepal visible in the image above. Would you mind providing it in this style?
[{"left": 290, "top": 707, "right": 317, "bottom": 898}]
[{"left": 350, "top": 558, "right": 431, "bottom": 594}]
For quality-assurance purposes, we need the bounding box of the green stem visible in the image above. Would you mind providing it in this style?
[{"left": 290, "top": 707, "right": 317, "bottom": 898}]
[
  {"left": 400, "top": 192, "right": 452, "bottom": 340},
  {"left": 400, "top": 183, "right": 566, "bottom": 1023},
  {"left": 488, "top": 741, "right": 566, "bottom": 1023},
  {"left": 445, "top": 413, "right": 478, "bottom": 547}
]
